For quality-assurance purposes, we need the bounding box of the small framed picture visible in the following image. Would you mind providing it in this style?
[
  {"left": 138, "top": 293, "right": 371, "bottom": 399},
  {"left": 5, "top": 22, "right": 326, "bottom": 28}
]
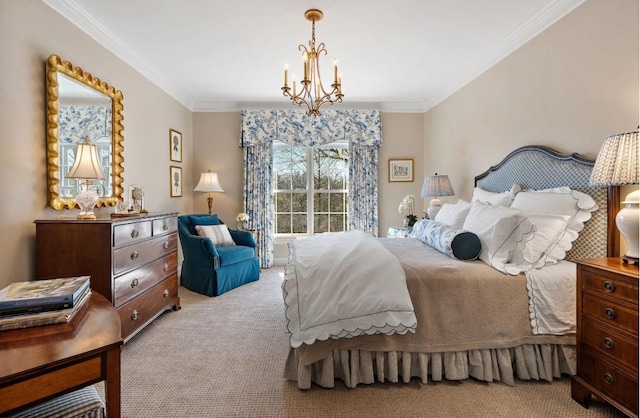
[
  {"left": 389, "top": 159, "right": 414, "bottom": 182},
  {"left": 170, "top": 165, "right": 182, "bottom": 197},
  {"left": 169, "top": 129, "right": 182, "bottom": 162}
]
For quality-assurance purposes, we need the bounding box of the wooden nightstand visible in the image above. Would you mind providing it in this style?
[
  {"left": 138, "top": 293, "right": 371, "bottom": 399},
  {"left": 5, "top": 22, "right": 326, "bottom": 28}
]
[{"left": 572, "top": 258, "right": 639, "bottom": 417}]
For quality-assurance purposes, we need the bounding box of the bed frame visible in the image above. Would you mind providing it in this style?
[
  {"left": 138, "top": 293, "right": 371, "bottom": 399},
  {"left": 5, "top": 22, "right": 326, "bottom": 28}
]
[{"left": 285, "top": 145, "right": 619, "bottom": 389}]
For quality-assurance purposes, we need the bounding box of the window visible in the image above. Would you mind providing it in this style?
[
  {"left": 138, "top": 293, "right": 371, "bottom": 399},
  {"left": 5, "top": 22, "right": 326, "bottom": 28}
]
[{"left": 274, "top": 142, "right": 349, "bottom": 236}]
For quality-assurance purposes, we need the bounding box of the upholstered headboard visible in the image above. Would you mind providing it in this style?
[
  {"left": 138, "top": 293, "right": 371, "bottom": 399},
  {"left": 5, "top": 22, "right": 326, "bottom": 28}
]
[{"left": 474, "top": 145, "right": 620, "bottom": 260}]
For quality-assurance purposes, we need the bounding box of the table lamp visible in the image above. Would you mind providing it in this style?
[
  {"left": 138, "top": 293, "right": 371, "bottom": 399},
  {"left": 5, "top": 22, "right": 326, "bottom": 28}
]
[
  {"left": 194, "top": 170, "right": 224, "bottom": 215},
  {"left": 67, "top": 138, "right": 106, "bottom": 220},
  {"left": 589, "top": 129, "right": 639, "bottom": 265},
  {"left": 421, "top": 173, "right": 454, "bottom": 219}
]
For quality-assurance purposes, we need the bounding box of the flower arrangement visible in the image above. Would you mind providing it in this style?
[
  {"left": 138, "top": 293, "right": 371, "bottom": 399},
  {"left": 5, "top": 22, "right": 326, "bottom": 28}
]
[
  {"left": 398, "top": 194, "right": 418, "bottom": 226},
  {"left": 236, "top": 212, "right": 249, "bottom": 222}
]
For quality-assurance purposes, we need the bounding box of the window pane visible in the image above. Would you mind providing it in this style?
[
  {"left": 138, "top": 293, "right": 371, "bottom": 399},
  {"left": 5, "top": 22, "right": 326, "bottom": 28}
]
[
  {"left": 291, "top": 193, "right": 307, "bottom": 212},
  {"left": 274, "top": 147, "right": 292, "bottom": 189},
  {"left": 275, "top": 192, "right": 291, "bottom": 212},
  {"left": 330, "top": 192, "right": 346, "bottom": 212},
  {"left": 291, "top": 148, "right": 307, "bottom": 189},
  {"left": 292, "top": 214, "right": 307, "bottom": 234},
  {"left": 314, "top": 214, "right": 328, "bottom": 234},
  {"left": 277, "top": 214, "right": 291, "bottom": 234},
  {"left": 314, "top": 192, "right": 328, "bottom": 212},
  {"left": 330, "top": 214, "right": 345, "bottom": 232}
]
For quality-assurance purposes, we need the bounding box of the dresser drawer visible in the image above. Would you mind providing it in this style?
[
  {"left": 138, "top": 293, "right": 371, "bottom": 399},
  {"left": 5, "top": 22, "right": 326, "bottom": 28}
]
[
  {"left": 113, "top": 233, "right": 178, "bottom": 275},
  {"left": 153, "top": 217, "right": 177, "bottom": 236},
  {"left": 113, "top": 252, "right": 178, "bottom": 308},
  {"left": 582, "top": 317, "right": 638, "bottom": 372},
  {"left": 114, "top": 220, "right": 152, "bottom": 247},
  {"left": 117, "top": 275, "right": 178, "bottom": 340},
  {"left": 579, "top": 349, "right": 638, "bottom": 413},
  {"left": 582, "top": 268, "right": 638, "bottom": 304},
  {"left": 582, "top": 293, "right": 638, "bottom": 336}
]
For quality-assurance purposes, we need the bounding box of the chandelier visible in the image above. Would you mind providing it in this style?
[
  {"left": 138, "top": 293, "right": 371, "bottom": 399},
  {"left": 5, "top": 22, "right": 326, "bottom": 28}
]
[{"left": 281, "top": 9, "right": 343, "bottom": 116}]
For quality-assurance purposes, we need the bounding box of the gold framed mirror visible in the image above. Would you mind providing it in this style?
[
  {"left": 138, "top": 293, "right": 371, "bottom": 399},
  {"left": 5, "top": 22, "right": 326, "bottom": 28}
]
[{"left": 46, "top": 54, "right": 124, "bottom": 210}]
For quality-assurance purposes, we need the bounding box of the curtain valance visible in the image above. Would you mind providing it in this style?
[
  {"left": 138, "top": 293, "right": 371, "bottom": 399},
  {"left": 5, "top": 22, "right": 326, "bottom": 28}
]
[{"left": 240, "top": 109, "right": 382, "bottom": 147}]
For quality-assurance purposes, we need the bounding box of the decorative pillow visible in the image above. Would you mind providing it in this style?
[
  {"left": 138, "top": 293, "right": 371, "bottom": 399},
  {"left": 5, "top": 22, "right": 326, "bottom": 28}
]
[
  {"left": 412, "top": 219, "right": 481, "bottom": 260},
  {"left": 434, "top": 199, "right": 472, "bottom": 229},
  {"left": 512, "top": 212, "right": 572, "bottom": 268},
  {"left": 462, "top": 203, "right": 535, "bottom": 274},
  {"left": 510, "top": 188, "right": 598, "bottom": 263},
  {"left": 187, "top": 214, "right": 220, "bottom": 235},
  {"left": 195, "top": 224, "right": 236, "bottom": 246},
  {"left": 472, "top": 184, "right": 522, "bottom": 206}
]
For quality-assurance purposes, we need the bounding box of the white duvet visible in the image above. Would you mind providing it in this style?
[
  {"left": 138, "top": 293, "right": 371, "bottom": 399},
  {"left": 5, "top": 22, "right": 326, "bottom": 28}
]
[{"left": 282, "top": 230, "right": 417, "bottom": 348}]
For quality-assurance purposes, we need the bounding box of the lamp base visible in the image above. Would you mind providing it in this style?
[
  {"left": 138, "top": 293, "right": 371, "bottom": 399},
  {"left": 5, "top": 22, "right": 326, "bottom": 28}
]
[
  {"left": 426, "top": 198, "right": 443, "bottom": 220},
  {"left": 616, "top": 189, "right": 639, "bottom": 262},
  {"left": 75, "top": 183, "right": 99, "bottom": 220}
]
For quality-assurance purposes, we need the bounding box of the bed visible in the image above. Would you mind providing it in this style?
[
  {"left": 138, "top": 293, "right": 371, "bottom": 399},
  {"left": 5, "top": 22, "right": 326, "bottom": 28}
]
[{"left": 282, "top": 145, "right": 619, "bottom": 389}]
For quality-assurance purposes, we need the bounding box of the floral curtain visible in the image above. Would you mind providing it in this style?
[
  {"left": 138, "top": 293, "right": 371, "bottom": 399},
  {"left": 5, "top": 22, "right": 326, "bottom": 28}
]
[{"left": 240, "top": 109, "right": 382, "bottom": 267}]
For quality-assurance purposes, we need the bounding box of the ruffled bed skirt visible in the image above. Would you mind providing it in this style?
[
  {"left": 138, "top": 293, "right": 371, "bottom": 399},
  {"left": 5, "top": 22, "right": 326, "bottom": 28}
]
[{"left": 284, "top": 344, "right": 576, "bottom": 389}]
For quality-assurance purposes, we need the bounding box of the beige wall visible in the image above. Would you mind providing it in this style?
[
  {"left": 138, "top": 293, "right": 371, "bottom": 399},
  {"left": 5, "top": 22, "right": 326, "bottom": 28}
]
[
  {"left": 0, "top": 1, "right": 193, "bottom": 289},
  {"left": 423, "top": 0, "right": 638, "bottom": 204}
]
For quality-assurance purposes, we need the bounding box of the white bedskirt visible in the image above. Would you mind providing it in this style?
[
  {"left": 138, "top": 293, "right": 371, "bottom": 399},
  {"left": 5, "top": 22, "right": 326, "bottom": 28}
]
[{"left": 284, "top": 344, "right": 576, "bottom": 389}]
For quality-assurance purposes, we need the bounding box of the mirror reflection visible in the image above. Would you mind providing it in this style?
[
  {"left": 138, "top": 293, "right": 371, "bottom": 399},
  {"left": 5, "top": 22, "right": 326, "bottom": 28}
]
[{"left": 46, "top": 54, "right": 124, "bottom": 210}]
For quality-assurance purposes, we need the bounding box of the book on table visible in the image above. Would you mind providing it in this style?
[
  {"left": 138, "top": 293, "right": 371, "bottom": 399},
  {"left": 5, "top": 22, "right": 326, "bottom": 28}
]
[
  {"left": 0, "top": 276, "right": 90, "bottom": 315},
  {"left": 0, "top": 288, "right": 92, "bottom": 331}
]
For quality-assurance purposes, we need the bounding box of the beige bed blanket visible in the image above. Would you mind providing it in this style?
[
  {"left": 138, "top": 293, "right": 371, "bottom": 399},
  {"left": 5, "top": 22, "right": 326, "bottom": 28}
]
[{"left": 295, "top": 238, "right": 575, "bottom": 366}]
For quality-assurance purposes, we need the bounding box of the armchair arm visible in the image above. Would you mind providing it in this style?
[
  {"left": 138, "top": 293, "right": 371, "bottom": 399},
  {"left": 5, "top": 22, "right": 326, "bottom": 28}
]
[
  {"left": 178, "top": 232, "right": 221, "bottom": 268},
  {"left": 229, "top": 229, "right": 257, "bottom": 248}
]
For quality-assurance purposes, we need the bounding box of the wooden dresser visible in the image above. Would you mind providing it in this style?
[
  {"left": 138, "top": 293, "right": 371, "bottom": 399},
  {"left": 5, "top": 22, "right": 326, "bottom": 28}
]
[
  {"left": 572, "top": 258, "right": 639, "bottom": 417},
  {"left": 35, "top": 212, "right": 181, "bottom": 342}
]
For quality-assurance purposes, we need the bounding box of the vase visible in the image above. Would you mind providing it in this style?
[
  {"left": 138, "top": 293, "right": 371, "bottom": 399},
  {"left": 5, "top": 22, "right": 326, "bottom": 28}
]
[{"left": 402, "top": 217, "right": 409, "bottom": 228}]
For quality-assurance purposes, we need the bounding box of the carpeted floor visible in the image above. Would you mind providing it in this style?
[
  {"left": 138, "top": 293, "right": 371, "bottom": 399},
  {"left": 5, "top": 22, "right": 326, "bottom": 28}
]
[{"left": 96, "top": 267, "right": 627, "bottom": 417}]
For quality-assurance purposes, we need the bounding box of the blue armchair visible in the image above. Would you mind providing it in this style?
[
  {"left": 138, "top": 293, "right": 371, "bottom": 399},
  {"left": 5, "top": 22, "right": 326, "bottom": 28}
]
[{"left": 178, "top": 214, "right": 260, "bottom": 296}]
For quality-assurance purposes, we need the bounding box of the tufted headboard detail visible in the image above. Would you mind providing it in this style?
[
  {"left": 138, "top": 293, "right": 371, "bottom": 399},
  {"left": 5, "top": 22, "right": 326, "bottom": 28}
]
[{"left": 474, "top": 145, "right": 620, "bottom": 260}]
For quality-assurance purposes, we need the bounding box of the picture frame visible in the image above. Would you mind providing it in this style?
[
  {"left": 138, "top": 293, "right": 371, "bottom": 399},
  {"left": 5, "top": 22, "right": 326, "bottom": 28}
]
[
  {"left": 389, "top": 159, "right": 414, "bottom": 182},
  {"left": 169, "top": 129, "right": 182, "bottom": 162},
  {"left": 170, "top": 165, "right": 182, "bottom": 197}
]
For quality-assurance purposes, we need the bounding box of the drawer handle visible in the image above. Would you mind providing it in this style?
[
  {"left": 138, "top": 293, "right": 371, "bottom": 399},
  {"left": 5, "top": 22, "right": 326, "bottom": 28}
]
[
  {"left": 163, "top": 222, "right": 169, "bottom": 231},
  {"left": 131, "top": 278, "right": 139, "bottom": 288},
  {"left": 163, "top": 289, "right": 170, "bottom": 298},
  {"left": 163, "top": 241, "right": 170, "bottom": 249},
  {"left": 131, "top": 229, "right": 139, "bottom": 238},
  {"left": 602, "top": 337, "right": 615, "bottom": 350},
  {"left": 163, "top": 263, "right": 170, "bottom": 272},
  {"left": 602, "top": 281, "right": 616, "bottom": 293},
  {"left": 130, "top": 251, "right": 139, "bottom": 260},
  {"left": 131, "top": 310, "right": 139, "bottom": 321},
  {"left": 603, "top": 373, "right": 615, "bottom": 385},
  {"left": 604, "top": 307, "right": 616, "bottom": 320}
]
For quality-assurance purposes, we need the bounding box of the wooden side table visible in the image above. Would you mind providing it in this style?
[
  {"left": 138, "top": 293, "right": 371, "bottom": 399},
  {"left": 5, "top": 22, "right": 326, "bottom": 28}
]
[{"left": 0, "top": 292, "right": 123, "bottom": 417}]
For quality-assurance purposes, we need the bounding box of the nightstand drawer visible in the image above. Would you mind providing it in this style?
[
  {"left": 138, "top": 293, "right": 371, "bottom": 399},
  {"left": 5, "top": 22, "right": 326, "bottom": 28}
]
[
  {"left": 582, "top": 268, "right": 638, "bottom": 304},
  {"left": 582, "top": 317, "right": 638, "bottom": 372},
  {"left": 579, "top": 349, "right": 638, "bottom": 413},
  {"left": 582, "top": 293, "right": 638, "bottom": 336}
]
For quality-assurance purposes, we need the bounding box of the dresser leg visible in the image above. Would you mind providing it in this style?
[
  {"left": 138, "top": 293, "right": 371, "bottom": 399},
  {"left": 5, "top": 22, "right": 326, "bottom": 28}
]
[{"left": 571, "top": 377, "right": 591, "bottom": 408}]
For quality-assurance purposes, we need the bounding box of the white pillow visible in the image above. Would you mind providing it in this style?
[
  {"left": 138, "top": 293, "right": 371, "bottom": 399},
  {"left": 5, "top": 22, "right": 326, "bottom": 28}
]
[
  {"left": 195, "top": 224, "right": 236, "bottom": 246},
  {"left": 462, "top": 202, "right": 535, "bottom": 275},
  {"left": 510, "top": 188, "right": 598, "bottom": 263},
  {"left": 511, "top": 212, "right": 572, "bottom": 268},
  {"left": 434, "top": 200, "right": 472, "bottom": 229},
  {"left": 472, "top": 184, "right": 522, "bottom": 206}
]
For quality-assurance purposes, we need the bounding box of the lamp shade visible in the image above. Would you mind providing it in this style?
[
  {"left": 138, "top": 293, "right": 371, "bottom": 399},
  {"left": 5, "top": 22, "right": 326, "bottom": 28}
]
[
  {"left": 421, "top": 174, "right": 454, "bottom": 198},
  {"left": 67, "top": 141, "right": 106, "bottom": 180},
  {"left": 589, "top": 130, "right": 638, "bottom": 186},
  {"left": 194, "top": 171, "right": 224, "bottom": 193}
]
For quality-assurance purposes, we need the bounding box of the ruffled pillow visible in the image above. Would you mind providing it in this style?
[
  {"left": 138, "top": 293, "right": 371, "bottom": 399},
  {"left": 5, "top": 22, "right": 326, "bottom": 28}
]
[
  {"left": 471, "top": 184, "right": 522, "bottom": 207},
  {"left": 462, "top": 203, "right": 536, "bottom": 274},
  {"left": 510, "top": 187, "right": 598, "bottom": 264},
  {"left": 412, "top": 219, "right": 481, "bottom": 260}
]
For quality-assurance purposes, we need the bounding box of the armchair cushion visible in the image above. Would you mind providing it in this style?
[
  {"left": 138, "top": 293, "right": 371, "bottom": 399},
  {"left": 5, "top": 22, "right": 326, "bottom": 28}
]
[
  {"left": 186, "top": 214, "right": 220, "bottom": 235},
  {"left": 195, "top": 224, "right": 235, "bottom": 246}
]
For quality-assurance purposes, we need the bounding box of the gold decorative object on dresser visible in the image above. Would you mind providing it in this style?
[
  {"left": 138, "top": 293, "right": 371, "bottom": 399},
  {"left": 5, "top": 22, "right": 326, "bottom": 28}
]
[
  {"left": 572, "top": 258, "right": 639, "bottom": 417},
  {"left": 35, "top": 213, "right": 181, "bottom": 343}
]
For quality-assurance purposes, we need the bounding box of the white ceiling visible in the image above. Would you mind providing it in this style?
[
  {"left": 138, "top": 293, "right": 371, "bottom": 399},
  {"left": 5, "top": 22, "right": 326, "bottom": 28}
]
[{"left": 43, "top": 0, "right": 585, "bottom": 112}]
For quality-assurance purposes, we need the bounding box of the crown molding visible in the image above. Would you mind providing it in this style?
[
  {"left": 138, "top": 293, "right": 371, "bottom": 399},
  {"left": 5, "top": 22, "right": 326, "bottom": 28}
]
[
  {"left": 41, "top": 0, "right": 193, "bottom": 109},
  {"left": 421, "top": 0, "right": 586, "bottom": 111},
  {"left": 191, "top": 100, "right": 426, "bottom": 113}
]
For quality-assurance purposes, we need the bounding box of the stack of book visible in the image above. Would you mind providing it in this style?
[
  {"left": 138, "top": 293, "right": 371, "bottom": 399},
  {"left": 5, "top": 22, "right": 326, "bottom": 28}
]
[{"left": 0, "top": 276, "right": 91, "bottom": 331}]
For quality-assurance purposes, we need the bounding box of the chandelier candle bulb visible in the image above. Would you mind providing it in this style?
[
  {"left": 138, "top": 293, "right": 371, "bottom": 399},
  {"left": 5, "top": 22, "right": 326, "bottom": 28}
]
[
  {"left": 334, "top": 59, "right": 338, "bottom": 82},
  {"left": 284, "top": 65, "right": 288, "bottom": 87}
]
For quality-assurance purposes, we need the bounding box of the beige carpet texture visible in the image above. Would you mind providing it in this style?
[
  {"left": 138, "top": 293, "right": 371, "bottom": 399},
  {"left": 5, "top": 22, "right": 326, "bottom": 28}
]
[{"left": 96, "top": 267, "right": 627, "bottom": 417}]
